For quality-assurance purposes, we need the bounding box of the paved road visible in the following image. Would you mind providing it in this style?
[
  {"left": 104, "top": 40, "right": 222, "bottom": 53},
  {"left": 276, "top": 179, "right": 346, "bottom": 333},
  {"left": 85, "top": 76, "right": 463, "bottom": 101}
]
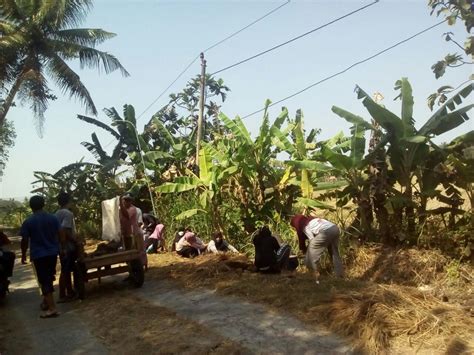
[
  {"left": 1, "top": 242, "right": 352, "bottom": 355},
  {"left": 137, "top": 281, "right": 353, "bottom": 355},
  {"left": 0, "top": 258, "right": 108, "bottom": 355}
]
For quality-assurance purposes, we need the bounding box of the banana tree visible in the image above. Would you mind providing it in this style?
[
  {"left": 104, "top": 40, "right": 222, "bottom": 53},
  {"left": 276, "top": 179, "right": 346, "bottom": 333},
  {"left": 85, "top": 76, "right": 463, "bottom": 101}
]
[
  {"left": 277, "top": 109, "right": 341, "bottom": 212},
  {"left": 353, "top": 79, "right": 473, "bottom": 238},
  {"left": 217, "top": 103, "right": 300, "bottom": 231},
  {"left": 312, "top": 106, "right": 378, "bottom": 238},
  {"left": 443, "top": 130, "right": 474, "bottom": 226},
  {"left": 155, "top": 145, "right": 233, "bottom": 231},
  {"left": 142, "top": 116, "right": 196, "bottom": 179},
  {"left": 78, "top": 104, "right": 149, "bottom": 175}
]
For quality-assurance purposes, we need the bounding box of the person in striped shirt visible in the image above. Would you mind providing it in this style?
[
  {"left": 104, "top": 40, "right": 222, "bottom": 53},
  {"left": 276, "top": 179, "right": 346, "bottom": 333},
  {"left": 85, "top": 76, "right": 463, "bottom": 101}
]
[{"left": 290, "top": 214, "right": 343, "bottom": 281}]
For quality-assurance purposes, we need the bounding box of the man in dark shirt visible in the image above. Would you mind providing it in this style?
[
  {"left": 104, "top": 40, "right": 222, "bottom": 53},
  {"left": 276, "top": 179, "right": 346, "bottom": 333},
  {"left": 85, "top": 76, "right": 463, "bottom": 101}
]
[{"left": 21, "top": 195, "right": 60, "bottom": 318}]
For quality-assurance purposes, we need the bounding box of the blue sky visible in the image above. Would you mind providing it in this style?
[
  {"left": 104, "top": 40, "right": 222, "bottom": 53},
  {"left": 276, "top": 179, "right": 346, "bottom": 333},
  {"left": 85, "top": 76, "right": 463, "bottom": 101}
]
[{"left": 1, "top": 0, "right": 472, "bottom": 199}]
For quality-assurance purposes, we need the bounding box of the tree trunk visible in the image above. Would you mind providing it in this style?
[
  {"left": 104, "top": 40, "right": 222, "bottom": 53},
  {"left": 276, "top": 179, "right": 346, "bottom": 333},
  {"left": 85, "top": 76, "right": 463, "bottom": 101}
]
[{"left": 0, "top": 74, "right": 24, "bottom": 127}]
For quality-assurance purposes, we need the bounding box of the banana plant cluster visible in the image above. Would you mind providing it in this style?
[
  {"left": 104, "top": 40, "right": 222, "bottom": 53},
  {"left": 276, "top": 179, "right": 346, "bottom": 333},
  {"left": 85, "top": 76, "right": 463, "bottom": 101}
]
[
  {"left": 326, "top": 79, "right": 473, "bottom": 242},
  {"left": 33, "top": 77, "right": 473, "bottom": 247},
  {"left": 155, "top": 102, "right": 303, "bottom": 233}
]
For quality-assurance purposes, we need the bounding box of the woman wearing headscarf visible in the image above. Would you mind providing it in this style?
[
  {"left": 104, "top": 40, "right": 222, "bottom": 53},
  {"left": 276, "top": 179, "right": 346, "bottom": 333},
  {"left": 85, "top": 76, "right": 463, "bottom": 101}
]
[
  {"left": 252, "top": 226, "right": 291, "bottom": 273},
  {"left": 175, "top": 230, "right": 207, "bottom": 258},
  {"left": 290, "top": 214, "right": 343, "bottom": 280}
]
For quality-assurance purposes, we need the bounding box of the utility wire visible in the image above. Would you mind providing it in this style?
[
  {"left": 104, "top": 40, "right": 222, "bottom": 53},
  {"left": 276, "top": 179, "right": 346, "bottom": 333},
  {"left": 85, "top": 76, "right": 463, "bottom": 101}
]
[
  {"left": 211, "top": 0, "right": 379, "bottom": 76},
  {"left": 202, "top": 0, "right": 291, "bottom": 53},
  {"left": 134, "top": 0, "right": 291, "bottom": 123},
  {"left": 100, "top": 1, "right": 291, "bottom": 151},
  {"left": 241, "top": 19, "right": 447, "bottom": 119}
]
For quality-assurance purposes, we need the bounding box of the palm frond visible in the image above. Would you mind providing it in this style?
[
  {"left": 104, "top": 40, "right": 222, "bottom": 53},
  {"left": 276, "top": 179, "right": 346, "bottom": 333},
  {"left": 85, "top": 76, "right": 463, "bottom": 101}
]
[
  {"left": 78, "top": 47, "right": 129, "bottom": 76},
  {"left": 45, "top": 51, "right": 97, "bottom": 115},
  {"left": 16, "top": 57, "right": 50, "bottom": 136},
  {"left": 51, "top": 40, "right": 129, "bottom": 76},
  {"left": 53, "top": 28, "right": 116, "bottom": 47},
  {"left": 37, "top": 0, "right": 92, "bottom": 29},
  {"left": 0, "top": 0, "right": 24, "bottom": 21}
]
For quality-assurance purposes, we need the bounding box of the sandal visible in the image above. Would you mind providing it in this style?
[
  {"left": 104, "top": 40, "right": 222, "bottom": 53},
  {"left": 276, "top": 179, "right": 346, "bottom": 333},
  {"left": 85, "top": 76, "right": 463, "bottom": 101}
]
[{"left": 40, "top": 311, "right": 60, "bottom": 319}]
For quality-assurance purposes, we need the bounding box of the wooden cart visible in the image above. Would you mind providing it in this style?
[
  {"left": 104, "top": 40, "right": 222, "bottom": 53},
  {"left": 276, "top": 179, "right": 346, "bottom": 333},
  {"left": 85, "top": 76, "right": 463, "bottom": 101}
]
[
  {"left": 74, "top": 248, "right": 144, "bottom": 299},
  {"left": 73, "top": 197, "right": 145, "bottom": 299}
]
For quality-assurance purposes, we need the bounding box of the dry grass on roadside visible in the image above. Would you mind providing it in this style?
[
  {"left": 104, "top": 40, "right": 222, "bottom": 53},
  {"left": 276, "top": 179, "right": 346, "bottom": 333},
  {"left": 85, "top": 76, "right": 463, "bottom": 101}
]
[{"left": 146, "top": 249, "right": 474, "bottom": 354}]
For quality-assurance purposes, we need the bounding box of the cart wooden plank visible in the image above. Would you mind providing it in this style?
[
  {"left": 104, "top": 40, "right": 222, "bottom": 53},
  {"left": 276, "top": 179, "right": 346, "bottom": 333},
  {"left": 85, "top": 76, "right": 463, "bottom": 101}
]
[{"left": 82, "top": 250, "right": 141, "bottom": 269}]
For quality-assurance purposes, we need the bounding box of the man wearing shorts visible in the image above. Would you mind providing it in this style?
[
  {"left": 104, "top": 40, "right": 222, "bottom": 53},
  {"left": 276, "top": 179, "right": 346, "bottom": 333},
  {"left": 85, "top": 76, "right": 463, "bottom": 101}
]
[{"left": 21, "top": 195, "right": 60, "bottom": 318}]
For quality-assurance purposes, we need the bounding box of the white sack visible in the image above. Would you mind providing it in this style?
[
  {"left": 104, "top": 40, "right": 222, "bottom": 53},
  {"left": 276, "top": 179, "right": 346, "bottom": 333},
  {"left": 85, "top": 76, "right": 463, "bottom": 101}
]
[{"left": 101, "top": 196, "right": 121, "bottom": 242}]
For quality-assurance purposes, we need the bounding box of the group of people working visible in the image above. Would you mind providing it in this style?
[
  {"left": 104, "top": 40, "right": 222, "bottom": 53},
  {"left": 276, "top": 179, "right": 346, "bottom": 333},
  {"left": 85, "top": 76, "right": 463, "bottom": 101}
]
[
  {"left": 16, "top": 191, "right": 344, "bottom": 318},
  {"left": 172, "top": 229, "right": 238, "bottom": 258},
  {"left": 120, "top": 193, "right": 240, "bottom": 260}
]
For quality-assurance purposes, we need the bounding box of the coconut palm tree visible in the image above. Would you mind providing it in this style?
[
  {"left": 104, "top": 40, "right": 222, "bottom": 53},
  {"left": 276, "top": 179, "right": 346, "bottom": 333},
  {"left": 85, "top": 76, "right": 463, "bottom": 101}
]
[{"left": 0, "top": 0, "right": 129, "bottom": 132}]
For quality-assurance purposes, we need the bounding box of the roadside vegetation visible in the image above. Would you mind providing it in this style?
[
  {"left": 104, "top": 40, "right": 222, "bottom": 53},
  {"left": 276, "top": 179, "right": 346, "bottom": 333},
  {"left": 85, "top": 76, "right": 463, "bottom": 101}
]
[{"left": 1, "top": 0, "right": 473, "bottom": 353}]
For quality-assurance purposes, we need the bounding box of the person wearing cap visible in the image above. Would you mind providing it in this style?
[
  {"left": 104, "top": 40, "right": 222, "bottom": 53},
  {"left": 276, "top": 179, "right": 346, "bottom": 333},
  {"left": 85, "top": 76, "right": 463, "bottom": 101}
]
[
  {"left": 290, "top": 214, "right": 343, "bottom": 281},
  {"left": 175, "top": 230, "right": 207, "bottom": 258}
]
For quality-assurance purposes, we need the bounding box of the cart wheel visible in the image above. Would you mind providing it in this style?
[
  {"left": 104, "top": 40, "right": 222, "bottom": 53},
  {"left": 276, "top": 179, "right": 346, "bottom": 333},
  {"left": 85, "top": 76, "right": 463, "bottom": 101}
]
[
  {"left": 74, "top": 262, "right": 86, "bottom": 300},
  {"left": 129, "top": 259, "right": 144, "bottom": 288}
]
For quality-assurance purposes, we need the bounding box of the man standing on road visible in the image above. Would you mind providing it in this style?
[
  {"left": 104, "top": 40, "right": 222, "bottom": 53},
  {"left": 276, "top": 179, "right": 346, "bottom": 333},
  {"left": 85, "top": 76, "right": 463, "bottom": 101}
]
[
  {"left": 21, "top": 195, "right": 60, "bottom": 318},
  {"left": 56, "top": 192, "right": 78, "bottom": 303}
]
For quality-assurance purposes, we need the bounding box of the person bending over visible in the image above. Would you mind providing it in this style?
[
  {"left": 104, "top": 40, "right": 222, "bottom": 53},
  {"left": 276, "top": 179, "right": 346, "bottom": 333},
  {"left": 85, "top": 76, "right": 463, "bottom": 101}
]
[
  {"left": 290, "top": 214, "right": 343, "bottom": 282},
  {"left": 176, "top": 231, "right": 207, "bottom": 258}
]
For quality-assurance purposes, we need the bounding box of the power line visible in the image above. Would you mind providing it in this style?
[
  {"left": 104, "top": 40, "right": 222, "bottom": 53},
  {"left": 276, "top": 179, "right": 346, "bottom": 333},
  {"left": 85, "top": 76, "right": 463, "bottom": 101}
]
[
  {"left": 98, "top": 1, "right": 291, "bottom": 152},
  {"left": 211, "top": 0, "right": 379, "bottom": 76},
  {"left": 134, "top": 0, "right": 291, "bottom": 123},
  {"left": 202, "top": 0, "right": 291, "bottom": 53},
  {"left": 241, "top": 19, "right": 447, "bottom": 120},
  {"left": 135, "top": 55, "right": 200, "bottom": 122}
]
